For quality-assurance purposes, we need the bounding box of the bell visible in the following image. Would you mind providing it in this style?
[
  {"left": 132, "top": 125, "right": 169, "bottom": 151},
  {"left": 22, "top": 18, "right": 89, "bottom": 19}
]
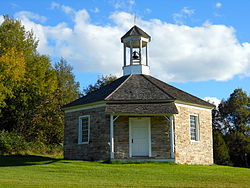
[{"left": 132, "top": 51, "right": 139, "bottom": 59}]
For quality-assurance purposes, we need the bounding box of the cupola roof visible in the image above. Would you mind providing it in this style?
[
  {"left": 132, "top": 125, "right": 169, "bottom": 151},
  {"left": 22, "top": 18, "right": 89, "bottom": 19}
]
[{"left": 121, "top": 25, "right": 151, "bottom": 42}]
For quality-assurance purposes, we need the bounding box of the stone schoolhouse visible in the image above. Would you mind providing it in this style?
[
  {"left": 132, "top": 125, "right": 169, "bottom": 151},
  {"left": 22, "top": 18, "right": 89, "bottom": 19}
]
[{"left": 63, "top": 25, "right": 214, "bottom": 164}]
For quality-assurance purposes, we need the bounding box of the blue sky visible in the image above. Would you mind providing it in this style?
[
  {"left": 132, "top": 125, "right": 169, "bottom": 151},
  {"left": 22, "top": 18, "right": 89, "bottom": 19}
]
[{"left": 1, "top": 0, "right": 250, "bottom": 105}]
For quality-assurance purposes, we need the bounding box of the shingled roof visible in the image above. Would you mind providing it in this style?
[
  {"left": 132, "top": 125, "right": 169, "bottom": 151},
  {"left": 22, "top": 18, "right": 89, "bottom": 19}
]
[
  {"left": 63, "top": 74, "right": 214, "bottom": 110},
  {"left": 121, "top": 25, "right": 151, "bottom": 42},
  {"left": 63, "top": 75, "right": 129, "bottom": 108}
]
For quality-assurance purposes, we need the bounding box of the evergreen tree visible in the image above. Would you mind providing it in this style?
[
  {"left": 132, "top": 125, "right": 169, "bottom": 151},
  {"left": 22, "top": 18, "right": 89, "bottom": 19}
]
[
  {"left": 213, "top": 129, "right": 231, "bottom": 165},
  {"left": 217, "top": 89, "right": 250, "bottom": 167}
]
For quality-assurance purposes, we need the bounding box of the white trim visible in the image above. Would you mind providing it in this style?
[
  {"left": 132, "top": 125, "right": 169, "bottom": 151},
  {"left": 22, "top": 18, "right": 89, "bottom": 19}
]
[
  {"left": 64, "top": 103, "right": 106, "bottom": 113},
  {"left": 110, "top": 115, "right": 114, "bottom": 159},
  {"left": 189, "top": 114, "right": 200, "bottom": 142},
  {"left": 175, "top": 102, "right": 213, "bottom": 111},
  {"left": 148, "top": 119, "right": 152, "bottom": 157},
  {"left": 169, "top": 116, "right": 175, "bottom": 159},
  {"left": 129, "top": 120, "right": 132, "bottom": 157},
  {"left": 123, "top": 64, "right": 150, "bottom": 76},
  {"left": 130, "top": 40, "right": 133, "bottom": 65},
  {"left": 113, "top": 115, "right": 120, "bottom": 122},
  {"left": 110, "top": 115, "right": 119, "bottom": 159},
  {"left": 122, "top": 36, "right": 149, "bottom": 43},
  {"left": 123, "top": 43, "right": 126, "bottom": 66},
  {"left": 129, "top": 117, "right": 151, "bottom": 157},
  {"left": 78, "top": 115, "right": 90, "bottom": 144}
]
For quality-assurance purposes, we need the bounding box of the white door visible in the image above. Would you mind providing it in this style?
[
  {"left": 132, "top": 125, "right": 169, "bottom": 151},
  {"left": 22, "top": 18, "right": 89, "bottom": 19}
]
[{"left": 130, "top": 118, "right": 151, "bottom": 157}]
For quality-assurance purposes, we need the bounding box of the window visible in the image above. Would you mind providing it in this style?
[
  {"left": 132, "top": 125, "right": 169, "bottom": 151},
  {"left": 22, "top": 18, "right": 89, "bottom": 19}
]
[
  {"left": 78, "top": 115, "right": 90, "bottom": 144},
  {"left": 190, "top": 115, "right": 199, "bottom": 141}
]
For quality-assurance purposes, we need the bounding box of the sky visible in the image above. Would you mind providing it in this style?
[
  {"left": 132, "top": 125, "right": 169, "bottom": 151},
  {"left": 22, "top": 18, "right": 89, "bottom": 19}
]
[{"left": 1, "top": 0, "right": 250, "bottom": 106}]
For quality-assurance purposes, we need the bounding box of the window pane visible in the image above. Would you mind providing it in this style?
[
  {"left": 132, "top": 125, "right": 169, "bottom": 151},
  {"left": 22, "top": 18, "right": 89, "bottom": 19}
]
[
  {"left": 190, "top": 115, "right": 198, "bottom": 141},
  {"left": 79, "top": 117, "right": 89, "bottom": 143}
]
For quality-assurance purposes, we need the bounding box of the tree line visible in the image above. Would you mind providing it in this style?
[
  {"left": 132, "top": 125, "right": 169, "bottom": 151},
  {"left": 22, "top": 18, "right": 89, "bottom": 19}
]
[
  {"left": 213, "top": 88, "right": 250, "bottom": 167},
  {"left": 0, "top": 16, "right": 80, "bottom": 154}
]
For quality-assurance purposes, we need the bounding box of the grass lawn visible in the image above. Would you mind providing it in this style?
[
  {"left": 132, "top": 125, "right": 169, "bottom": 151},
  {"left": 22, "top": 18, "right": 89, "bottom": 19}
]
[{"left": 0, "top": 155, "right": 249, "bottom": 187}]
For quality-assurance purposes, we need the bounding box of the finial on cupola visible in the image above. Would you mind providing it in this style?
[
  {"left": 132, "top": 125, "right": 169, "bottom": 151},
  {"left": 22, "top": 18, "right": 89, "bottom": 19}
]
[{"left": 121, "top": 25, "right": 151, "bottom": 75}]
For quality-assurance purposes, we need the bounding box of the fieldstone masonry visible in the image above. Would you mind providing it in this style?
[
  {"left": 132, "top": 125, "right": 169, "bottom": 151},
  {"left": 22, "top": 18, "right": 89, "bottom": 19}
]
[
  {"left": 174, "top": 104, "right": 213, "bottom": 165},
  {"left": 114, "top": 116, "right": 171, "bottom": 159},
  {"left": 64, "top": 104, "right": 213, "bottom": 164},
  {"left": 64, "top": 106, "right": 110, "bottom": 161}
]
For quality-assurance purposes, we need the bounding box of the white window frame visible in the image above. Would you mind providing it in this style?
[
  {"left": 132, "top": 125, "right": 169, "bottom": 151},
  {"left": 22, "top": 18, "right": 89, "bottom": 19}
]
[
  {"left": 78, "top": 115, "right": 90, "bottom": 144},
  {"left": 189, "top": 114, "right": 199, "bottom": 141}
]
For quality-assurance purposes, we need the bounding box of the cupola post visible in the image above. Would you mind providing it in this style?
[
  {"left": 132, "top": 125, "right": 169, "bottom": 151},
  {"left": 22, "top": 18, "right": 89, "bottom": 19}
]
[{"left": 121, "top": 25, "right": 151, "bottom": 75}]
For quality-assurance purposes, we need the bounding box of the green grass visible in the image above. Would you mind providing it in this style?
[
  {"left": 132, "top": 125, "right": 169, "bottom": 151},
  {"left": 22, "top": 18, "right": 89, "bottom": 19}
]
[{"left": 0, "top": 155, "right": 249, "bottom": 187}]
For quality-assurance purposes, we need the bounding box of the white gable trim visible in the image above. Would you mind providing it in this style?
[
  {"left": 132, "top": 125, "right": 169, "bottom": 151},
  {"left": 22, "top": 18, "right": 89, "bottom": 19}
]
[
  {"left": 175, "top": 102, "right": 213, "bottom": 111},
  {"left": 64, "top": 102, "right": 106, "bottom": 113}
]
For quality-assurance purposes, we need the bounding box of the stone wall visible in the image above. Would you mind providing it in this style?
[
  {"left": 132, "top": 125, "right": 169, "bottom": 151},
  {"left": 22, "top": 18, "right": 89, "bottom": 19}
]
[
  {"left": 64, "top": 106, "right": 110, "bottom": 161},
  {"left": 114, "top": 116, "right": 129, "bottom": 158},
  {"left": 151, "top": 116, "right": 171, "bottom": 158},
  {"left": 114, "top": 116, "right": 171, "bottom": 159},
  {"left": 174, "top": 104, "right": 213, "bottom": 165}
]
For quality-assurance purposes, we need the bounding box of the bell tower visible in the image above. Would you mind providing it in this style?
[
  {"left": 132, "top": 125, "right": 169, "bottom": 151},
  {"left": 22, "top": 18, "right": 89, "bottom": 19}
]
[{"left": 121, "top": 25, "right": 151, "bottom": 75}]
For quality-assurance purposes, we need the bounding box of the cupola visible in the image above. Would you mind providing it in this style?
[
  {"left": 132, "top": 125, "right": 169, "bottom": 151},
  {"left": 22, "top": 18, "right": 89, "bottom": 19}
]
[{"left": 121, "top": 25, "right": 151, "bottom": 75}]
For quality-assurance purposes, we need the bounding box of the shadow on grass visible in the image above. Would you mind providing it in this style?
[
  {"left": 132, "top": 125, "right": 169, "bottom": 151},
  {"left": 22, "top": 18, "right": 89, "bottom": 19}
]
[{"left": 0, "top": 155, "right": 61, "bottom": 167}]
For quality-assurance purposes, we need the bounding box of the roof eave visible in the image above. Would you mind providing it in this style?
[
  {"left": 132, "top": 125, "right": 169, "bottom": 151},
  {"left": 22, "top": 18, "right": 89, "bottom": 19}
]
[
  {"left": 62, "top": 101, "right": 106, "bottom": 112},
  {"left": 175, "top": 100, "right": 215, "bottom": 109}
]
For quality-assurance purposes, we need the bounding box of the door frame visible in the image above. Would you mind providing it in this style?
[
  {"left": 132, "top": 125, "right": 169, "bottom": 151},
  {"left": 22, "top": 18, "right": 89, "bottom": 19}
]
[{"left": 129, "top": 117, "right": 151, "bottom": 157}]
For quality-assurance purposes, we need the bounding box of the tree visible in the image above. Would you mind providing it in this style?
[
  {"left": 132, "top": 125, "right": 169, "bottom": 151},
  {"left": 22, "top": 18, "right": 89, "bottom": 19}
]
[
  {"left": 0, "top": 47, "right": 25, "bottom": 110},
  {"left": 54, "top": 58, "right": 80, "bottom": 104},
  {"left": 83, "top": 75, "right": 117, "bottom": 95},
  {"left": 224, "top": 131, "right": 250, "bottom": 167},
  {"left": 0, "top": 15, "right": 37, "bottom": 55},
  {"left": 213, "top": 129, "right": 231, "bottom": 165},
  {"left": 219, "top": 89, "right": 250, "bottom": 133},
  {"left": 215, "top": 89, "right": 250, "bottom": 167},
  {"left": 0, "top": 16, "right": 46, "bottom": 132},
  {"left": 0, "top": 16, "right": 80, "bottom": 150}
]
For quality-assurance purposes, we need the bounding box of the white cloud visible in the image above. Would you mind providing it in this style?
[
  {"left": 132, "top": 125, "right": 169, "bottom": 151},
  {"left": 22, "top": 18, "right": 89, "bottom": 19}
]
[
  {"left": 128, "top": 0, "right": 135, "bottom": 5},
  {"left": 173, "top": 7, "right": 195, "bottom": 25},
  {"left": 145, "top": 8, "right": 151, "bottom": 14},
  {"left": 50, "top": 2, "right": 75, "bottom": 14},
  {"left": 91, "top": 7, "right": 99, "bottom": 13},
  {"left": 182, "top": 7, "right": 195, "bottom": 15},
  {"left": 10, "top": 3, "right": 20, "bottom": 9},
  {"left": 14, "top": 7, "right": 250, "bottom": 82},
  {"left": 0, "top": 15, "right": 4, "bottom": 25},
  {"left": 14, "top": 11, "right": 47, "bottom": 23},
  {"left": 111, "top": 0, "right": 135, "bottom": 12},
  {"left": 61, "top": 5, "right": 75, "bottom": 14},
  {"left": 50, "top": 2, "right": 60, "bottom": 9},
  {"left": 204, "top": 97, "right": 221, "bottom": 107},
  {"left": 215, "top": 2, "right": 222, "bottom": 8}
]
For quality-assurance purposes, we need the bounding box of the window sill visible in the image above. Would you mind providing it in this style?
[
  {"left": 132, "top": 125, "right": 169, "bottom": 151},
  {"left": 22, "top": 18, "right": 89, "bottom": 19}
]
[
  {"left": 78, "top": 142, "right": 89, "bottom": 145},
  {"left": 190, "top": 140, "right": 200, "bottom": 143}
]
